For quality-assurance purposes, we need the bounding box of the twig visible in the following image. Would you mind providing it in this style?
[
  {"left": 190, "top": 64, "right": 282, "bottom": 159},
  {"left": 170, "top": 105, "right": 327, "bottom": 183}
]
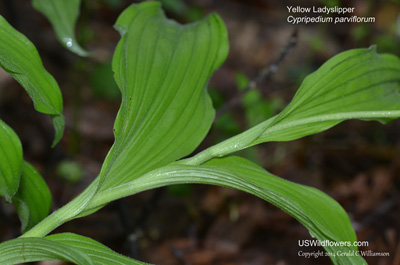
[{"left": 215, "top": 28, "right": 298, "bottom": 120}]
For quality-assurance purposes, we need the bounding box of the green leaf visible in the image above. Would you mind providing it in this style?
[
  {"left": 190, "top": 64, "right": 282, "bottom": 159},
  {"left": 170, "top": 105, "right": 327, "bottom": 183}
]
[
  {"left": 185, "top": 47, "right": 400, "bottom": 164},
  {"left": 97, "top": 2, "right": 228, "bottom": 191},
  {"left": 14, "top": 1, "right": 228, "bottom": 238},
  {"left": 258, "top": 46, "right": 400, "bottom": 143},
  {"left": 0, "top": 16, "right": 64, "bottom": 147},
  {"left": 52, "top": 2, "right": 228, "bottom": 227},
  {"left": 32, "top": 0, "right": 89, "bottom": 56},
  {"left": 0, "top": 120, "right": 22, "bottom": 203},
  {"left": 47, "top": 233, "right": 150, "bottom": 265},
  {"left": 0, "top": 237, "right": 93, "bottom": 265},
  {"left": 21, "top": 179, "right": 99, "bottom": 238},
  {"left": 86, "top": 156, "right": 366, "bottom": 265},
  {"left": 13, "top": 161, "right": 52, "bottom": 233}
]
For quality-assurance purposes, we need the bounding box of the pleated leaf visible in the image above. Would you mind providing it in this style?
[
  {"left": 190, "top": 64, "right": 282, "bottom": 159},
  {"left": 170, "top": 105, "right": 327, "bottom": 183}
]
[
  {"left": 258, "top": 46, "right": 400, "bottom": 143},
  {"left": 0, "top": 237, "right": 93, "bottom": 265},
  {"left": 13, "top": 161, "right": 52, "bottom": 233},
  {"left": 185, "top": 47, "right": 400, "bottom": 164},
  {"left": 97, "top": 2, "right": 228, "bottom": 191},
  {"left": 47, "top": 233, "right": 150, "bottom": 265},
  {"left": 32, "top": 0, "right": 89, "bottom": 56},
  {"left": 87, "top": 156, "right": 366, "bottom": 265},
  {"left": 0, "top": 120, "right": 22, "bottom": 202},
  {"left": 0, "top": 16, "right": 64, "bottom": 147}
]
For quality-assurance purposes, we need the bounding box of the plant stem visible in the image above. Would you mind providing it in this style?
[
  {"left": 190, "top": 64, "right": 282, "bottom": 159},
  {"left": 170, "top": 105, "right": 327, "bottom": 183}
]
[
  {"left": 19, "top": 110, "right": 400, "bottom": 238},
  {"left": 183, "top": 110, "right": 400, "bottom": 165},
  {"left": 20, "top": 180, "right": 99, "bottom": 238},
  {"left": 181, "top": 117, "right": 275, "bottom": 165}
]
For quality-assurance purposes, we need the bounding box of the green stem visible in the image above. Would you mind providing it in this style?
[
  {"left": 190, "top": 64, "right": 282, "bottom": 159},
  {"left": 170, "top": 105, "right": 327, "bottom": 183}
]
[
  {"left": 20, "top": 110, "right": 400, "bottom": 238},
  {"left": 183, "top": 110, "right": 400, "bottom": 165},
  {"left": 20, "top": 179, "right": 99, "bottom": 238},
  {"left": 180, "top": 117, "right": 275, "bottom": 165},
  {"left": 78, "top": 167, "right": 220, "bottom": 214}
]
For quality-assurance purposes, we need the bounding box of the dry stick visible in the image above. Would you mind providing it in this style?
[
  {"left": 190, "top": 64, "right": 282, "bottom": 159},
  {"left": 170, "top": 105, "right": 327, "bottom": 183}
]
[{"left": 215, "top": 27, "right": 299, "bottom": 121}]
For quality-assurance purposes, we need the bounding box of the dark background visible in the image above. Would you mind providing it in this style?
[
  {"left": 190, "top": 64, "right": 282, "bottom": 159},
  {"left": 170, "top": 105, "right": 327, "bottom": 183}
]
[{"left": 0, "top": 0, "right": 399, "bottom": 264}]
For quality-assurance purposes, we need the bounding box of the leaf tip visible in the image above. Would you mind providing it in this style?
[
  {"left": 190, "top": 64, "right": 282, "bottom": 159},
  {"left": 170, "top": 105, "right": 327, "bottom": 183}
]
[
  {"left": 62, "top": 37, "right": 90, "bottom": 57},
  {"left": 50, "top": 115, "right": 65, "bottom": 148}
]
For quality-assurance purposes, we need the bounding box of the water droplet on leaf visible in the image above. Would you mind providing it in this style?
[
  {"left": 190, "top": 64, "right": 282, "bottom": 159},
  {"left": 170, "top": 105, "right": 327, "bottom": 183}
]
[{"left": 63, "top": 38, "right": 73, "bottom": 47}]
